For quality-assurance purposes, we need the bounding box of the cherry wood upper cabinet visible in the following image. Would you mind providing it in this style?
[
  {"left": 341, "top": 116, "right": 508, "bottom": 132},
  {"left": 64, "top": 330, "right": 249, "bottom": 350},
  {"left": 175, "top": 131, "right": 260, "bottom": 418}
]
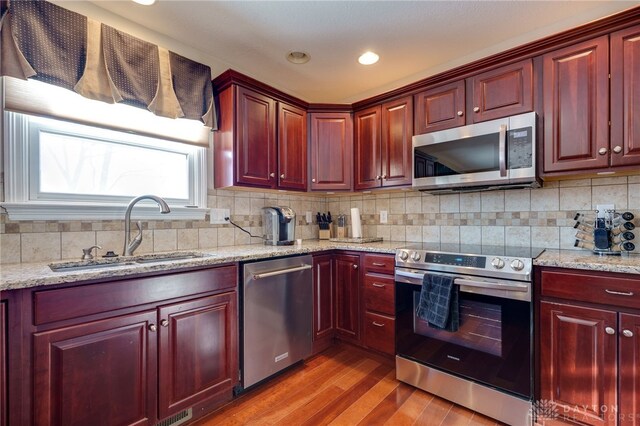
[
  {"left": 542, "top": 36, "right": 610, "bottom": 173},
  {"left": 619, "top": 312, "right": 640, "bottom": 425},
  {"left": 611, "top": 25, "right": 640, "bottom": 168},
  {"left": 235, "top": 86, "right": 277, "bottom": 188},
  {"left": 381, "top": 96, "right": 413, "bottom": 188},
  {"left": 158, "top": 293, "right": 238, "bottom": 419},
  {"left": 277, "top": 103, "right": 307, "bottom": 190},
  {"left": 414, "top": 80, "right": 465, "bottom": 134},
  {"left": 32, "top": 311, "right": 158, "bottom": 426},
  {"left": 354, "top": 106, "right": 382, "bottom": 190},
  {"left": 467, "top": 59, "right": 533, "bottom": 123},
  {"left": 309, "top": 112, "right": 353, "bottom": 191},
  {"left": 539, "top": 301, "right": 617, "bottom": 426}
]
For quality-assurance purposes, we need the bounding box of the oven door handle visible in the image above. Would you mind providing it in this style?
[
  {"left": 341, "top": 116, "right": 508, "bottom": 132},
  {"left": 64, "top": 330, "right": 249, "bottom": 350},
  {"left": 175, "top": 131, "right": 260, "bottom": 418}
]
[{"left": 395, "top": 269, "right": 528, "bottom": 293}]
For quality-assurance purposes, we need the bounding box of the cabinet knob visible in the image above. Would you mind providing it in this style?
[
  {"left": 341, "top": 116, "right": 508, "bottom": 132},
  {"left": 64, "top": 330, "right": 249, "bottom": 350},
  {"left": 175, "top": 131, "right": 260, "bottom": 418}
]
[
  {"left": 473, "top": 106, "right": 480, "bottom": 113},
  {"left": 623, "top": 329, "right": 634, "bottom": 338},
  {"left": 352, "top": 264, "right": 358, "bottom": 270},
  {"left": 382, "top": 174, "right": 387, "bottom": 179},
  {"left": 280, "top": 174, "right": 285, "bottom": 179},
  {"left": 375, "top": 175, "right": 381, "bottom": 180},
  {"left": 269, "top": 172, "right": 275, "bottom": 178},
  {"left": 598, "top": 148, "right": 608, "bottom": 155},
  {"left": 613, "top": 145, "right": 623, "bottom": 154},
  {"left": 149, "top": 324, "right": 157, "bottom": 332},
  {"left": 161, "top": 319, "right": 169, "bottom": 327},
  {"left": 605, "top": 326, "right": 616, "bottom": 335},
  {"left": 457, "top": 111, "right": 464, "bottom": 117},
  {"left": 312, "top": 178, "right": 316, "bottom": 183}
]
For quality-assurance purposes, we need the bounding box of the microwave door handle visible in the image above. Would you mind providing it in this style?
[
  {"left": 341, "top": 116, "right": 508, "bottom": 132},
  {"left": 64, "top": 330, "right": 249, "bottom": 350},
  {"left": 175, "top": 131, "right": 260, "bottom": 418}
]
[{"left": 499, "top": 124, "right": 507, "bottom": 177}]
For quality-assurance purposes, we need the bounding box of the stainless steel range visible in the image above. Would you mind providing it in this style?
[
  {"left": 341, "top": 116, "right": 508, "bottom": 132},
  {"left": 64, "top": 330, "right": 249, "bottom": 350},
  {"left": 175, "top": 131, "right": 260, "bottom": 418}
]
[{"left": 394, "top": 244, "right": 544, "bottom": 426}]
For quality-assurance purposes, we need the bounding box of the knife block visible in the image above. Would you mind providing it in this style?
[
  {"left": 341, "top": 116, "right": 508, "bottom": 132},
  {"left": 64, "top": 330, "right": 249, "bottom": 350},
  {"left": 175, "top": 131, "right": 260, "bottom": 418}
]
[{"left": 319, "top": 229, "right": 330, "bottom": 240}]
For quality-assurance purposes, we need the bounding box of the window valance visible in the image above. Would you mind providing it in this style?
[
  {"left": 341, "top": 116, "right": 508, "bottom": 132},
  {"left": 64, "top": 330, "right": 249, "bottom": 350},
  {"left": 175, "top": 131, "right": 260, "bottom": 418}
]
[{"left": 0, "top": 0, "right": 216, "bottom": 141}]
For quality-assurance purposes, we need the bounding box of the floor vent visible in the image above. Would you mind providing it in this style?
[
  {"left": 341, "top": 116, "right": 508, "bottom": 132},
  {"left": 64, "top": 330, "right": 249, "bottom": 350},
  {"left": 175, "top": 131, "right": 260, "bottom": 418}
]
[{"left": 156, "top": 408, "right": 192, "bottom": 426}]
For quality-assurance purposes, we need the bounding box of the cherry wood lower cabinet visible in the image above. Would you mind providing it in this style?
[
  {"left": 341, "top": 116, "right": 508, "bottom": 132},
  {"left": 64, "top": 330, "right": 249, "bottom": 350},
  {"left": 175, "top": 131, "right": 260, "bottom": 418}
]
[
  {"left": 312, "top": 254, "right": 335, "bottom": 355},
  {"left": 334, "top": 253, "right": 361, "bottom": 344},
  {"left": 361, "top": 253, "right": 396, "bottom": 356},
  {"left": 11, "top": 265, "right": 238, "bottom": 426},
  {"left": 0, "top": 301, "right": 5, "bottom": 426},
  {"left": 538, "top": 267, "right": 640, "bottom": 426}
]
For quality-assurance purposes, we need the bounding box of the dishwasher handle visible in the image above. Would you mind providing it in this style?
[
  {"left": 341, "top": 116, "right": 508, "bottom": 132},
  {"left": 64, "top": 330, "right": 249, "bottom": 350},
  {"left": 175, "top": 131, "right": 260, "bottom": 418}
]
[{"left": 253, "top": 264, "right": 312, "bottom": 280}]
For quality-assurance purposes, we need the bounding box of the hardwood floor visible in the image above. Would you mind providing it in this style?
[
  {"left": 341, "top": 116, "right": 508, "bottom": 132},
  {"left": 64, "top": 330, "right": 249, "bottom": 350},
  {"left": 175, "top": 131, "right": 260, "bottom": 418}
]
[{"left": 195, "top": 344, "right": 506, "bottom": 426}]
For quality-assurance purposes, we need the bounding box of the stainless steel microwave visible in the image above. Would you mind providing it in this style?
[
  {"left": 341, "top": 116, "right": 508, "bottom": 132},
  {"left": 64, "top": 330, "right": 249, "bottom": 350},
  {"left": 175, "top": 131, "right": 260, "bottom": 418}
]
[{"left": 412, "top": 112, "right": 539, "bottom": 193}]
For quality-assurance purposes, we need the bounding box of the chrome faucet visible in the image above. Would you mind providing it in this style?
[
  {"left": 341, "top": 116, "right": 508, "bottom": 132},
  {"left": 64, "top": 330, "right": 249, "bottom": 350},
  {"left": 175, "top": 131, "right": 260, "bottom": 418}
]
[{"left": 123, "top": 195, "right": 170, "bottom": 256}]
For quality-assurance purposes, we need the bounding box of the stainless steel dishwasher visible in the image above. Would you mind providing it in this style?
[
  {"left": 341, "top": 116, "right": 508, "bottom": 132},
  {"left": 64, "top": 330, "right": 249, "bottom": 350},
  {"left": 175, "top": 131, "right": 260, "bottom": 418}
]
[{"left": 242, "top": 255, "right": 313, "bottom": 389}]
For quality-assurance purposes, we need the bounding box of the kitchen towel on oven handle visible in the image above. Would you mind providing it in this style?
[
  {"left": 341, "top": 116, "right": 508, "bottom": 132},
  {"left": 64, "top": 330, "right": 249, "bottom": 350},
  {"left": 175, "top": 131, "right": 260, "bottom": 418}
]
[{"left": 416, "top": 273, "right": 460, "bottom": 332}]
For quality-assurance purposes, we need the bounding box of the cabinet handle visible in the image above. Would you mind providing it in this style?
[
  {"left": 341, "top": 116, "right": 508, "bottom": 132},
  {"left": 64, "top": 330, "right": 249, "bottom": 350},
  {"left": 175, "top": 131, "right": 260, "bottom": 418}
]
[
  {"left": 381, "top": 174, "right": 387, "bottom": 180},
  {"left": 372, "top": 321, "right": 385, "bottom": 327},
  {"left": 598, "top": 148, "right": 608, "bottom": 155},
  {"left": 312, "top": 178, "right": 316, "bottom": 183},
  {"left": 457, "top": 111, "right": 463, "bottom": 117},
  {"left": 372, "top": 283, "right": 386, "bottom": 288},
  {"left": 623, "top": 329, "right": 634, "bottom": 338},
  {"left": 605, "top": 326, "right": 616, "bottom": 335},
  {"left": 352, "top": 264, "right": 358, "bottom": 270},
  {"left": 473, "top": 106, "right": 480, "bottom": 113},
  {"left": 149, "top": 324, "right": 157, "bottom": 332},
  {"left": 372, "top": 262, "right": 386, "bottom": 267},
  {"left": 161, "top": 319, "right": 169, "bottom": 327},
  {"left": 280, "top": 174, "right": 285, "bottom": 179},
  {"left": 270, "top": 172, "right": 275, "bottom": 178},
  {"left": 605, "top": 289, "right": 634, "bottom": 296},
  {"left": 613, "top": 145, "right": 623, "bottom": 154},
  {"left": 375, "top": 175, "right": 380, "bottom": 180}
]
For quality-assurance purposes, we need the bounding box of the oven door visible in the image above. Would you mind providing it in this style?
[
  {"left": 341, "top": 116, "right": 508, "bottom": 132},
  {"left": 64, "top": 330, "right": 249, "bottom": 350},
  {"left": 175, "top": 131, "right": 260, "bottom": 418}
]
[{"left": 395, "top": 271, "right": 532, "bottom": 399}]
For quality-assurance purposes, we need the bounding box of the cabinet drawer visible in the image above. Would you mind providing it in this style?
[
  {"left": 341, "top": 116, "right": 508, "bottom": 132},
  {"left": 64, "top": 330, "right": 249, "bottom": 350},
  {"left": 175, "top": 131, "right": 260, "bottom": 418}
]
[
  {"left": 540, "top": 269, "right": 640, "bottom": 310},
  {"left": 34, "top": 265, "right": 238, "bottom": 325},
  {"left": 363, "top": 274, "right": 395, "bottom": 315},
  {"left": 363, "top": 312, "right": 395, "bottom": 355},
  {"left": 362, "top": 253, "right": 394, "bottom": 275}
]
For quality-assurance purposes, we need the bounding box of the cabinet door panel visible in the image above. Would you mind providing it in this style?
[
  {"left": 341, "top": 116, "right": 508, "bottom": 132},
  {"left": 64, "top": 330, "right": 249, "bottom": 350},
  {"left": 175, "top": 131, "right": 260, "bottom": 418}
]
[
  {"left": 354, "top": 106, "right": 382, "bottom": 190},
  {"left": 334, "top": 254, "right": 360, "bottom": 343},
  {"left": 542, "top": 36, "right": 609, "bottom": 173},
  {"left": 611, "top": 25, "right": 640, "bottom": 168},
  {"left": 313, "top": 255, "right": 335, "bottom": 354},
  {"left": 381, "top": 96, "right": 413, "bottom": 187},
  {"left": 540, "top": 302, "right": 617, "bottom": 426},
  {"left": 236, "top": 86, "right": 276, "bottom": 187},
  {"left": 32, "top": 311, "right": 157, "bottom": 426},
  {"left": 0, "top": 302, "right": 5, "bottom": 426},
  {"left": 468, "top": 59, "right": 533, "bottom": 123},
  {"left": 278, "top": 102, "right": 307, "bottom": 190},
  {"left": 414, "top": 80, "right": 465, "bottom": 134},
  {"left": 619, "top": 312, "right": 640, "bottom": 426},
  {"left": 309, "top": 113, "right": 353, "bottom": 191},
  {"left": 158, "top": 292, "right": 238, "bottom": 419}
]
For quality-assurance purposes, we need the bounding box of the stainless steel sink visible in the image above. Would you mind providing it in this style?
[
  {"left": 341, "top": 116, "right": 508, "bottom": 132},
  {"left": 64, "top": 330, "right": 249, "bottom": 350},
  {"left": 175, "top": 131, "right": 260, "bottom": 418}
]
[
  {"left": 49, "top": 260, "right": 136, "bottom": 272},
  {"left": 134, "top": 252, "right": 205, "bottom": 264}
]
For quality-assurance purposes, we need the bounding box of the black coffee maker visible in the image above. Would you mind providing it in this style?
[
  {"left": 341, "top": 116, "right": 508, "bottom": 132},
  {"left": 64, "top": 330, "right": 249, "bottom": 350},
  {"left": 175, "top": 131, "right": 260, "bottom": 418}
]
[{"left": 262, "top": 206, "right": 296, "bottom": 245}]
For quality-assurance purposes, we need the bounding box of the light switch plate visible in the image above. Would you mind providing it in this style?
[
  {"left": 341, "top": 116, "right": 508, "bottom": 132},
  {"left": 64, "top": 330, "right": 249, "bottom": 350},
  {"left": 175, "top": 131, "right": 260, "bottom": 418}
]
[
  {"left": 305, "top": 211, "right": 312, "bottom": 224},
  {"left": 210, "top": 208, "right": 230, "bottom": 224},
  {"left": 380, "top": 210, "right": 388, "bottom": 224}
]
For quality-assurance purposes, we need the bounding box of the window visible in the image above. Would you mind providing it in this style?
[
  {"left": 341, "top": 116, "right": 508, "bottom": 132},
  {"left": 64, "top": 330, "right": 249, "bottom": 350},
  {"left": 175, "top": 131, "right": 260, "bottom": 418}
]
[{"left": 2, "top": 112, "right": 208, "bottom": 220}]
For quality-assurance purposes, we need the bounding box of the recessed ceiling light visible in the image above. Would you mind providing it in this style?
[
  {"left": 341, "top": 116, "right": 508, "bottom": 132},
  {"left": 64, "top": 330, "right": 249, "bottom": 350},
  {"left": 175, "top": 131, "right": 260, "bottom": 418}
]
[
  {"left": 358, "top": 51, "right": 379, "bottom": 65},
  {"left": 286, "top": 51, "right": 311, "bottom": 64},
  {"left": 132, "top": 0, "right": 156, "bottom": 5}
]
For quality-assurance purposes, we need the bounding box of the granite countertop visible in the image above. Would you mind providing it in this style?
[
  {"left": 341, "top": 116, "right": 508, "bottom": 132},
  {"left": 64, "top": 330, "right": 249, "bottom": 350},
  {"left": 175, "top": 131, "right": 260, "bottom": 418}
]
[
  {"left": 534, "top": 249, "right": 640, "bottom": 275},
  {"left": 0, "top": 240, "right": 403, "bottom": 291}
]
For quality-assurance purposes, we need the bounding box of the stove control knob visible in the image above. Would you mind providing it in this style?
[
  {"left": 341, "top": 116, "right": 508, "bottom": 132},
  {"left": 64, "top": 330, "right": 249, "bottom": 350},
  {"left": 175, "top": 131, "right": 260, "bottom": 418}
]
[
  {"left": 510, "top": 259, "right": 525, "bottom": 271},
  {"left": 411, "top": 252, "right": 421, "bottom": 261},
  {"left": 491, "top": 257, "right": 505, "bottom": 269},
  {"left": 398, "top": 251, "right": 409, "bottom": 261}
]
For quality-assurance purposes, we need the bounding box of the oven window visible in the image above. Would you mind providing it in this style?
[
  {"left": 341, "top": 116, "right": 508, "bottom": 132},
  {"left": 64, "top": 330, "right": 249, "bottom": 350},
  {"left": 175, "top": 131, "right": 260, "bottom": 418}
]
[{"left": 413, "top": 292, "right": 502, "bottom": 357}]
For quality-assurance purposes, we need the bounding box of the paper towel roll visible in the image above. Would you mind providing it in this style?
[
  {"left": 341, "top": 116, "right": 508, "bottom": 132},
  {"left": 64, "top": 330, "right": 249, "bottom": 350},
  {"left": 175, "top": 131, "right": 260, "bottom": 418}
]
[{"left": 351, "top": 207, "right": 362, "bottom": 238}]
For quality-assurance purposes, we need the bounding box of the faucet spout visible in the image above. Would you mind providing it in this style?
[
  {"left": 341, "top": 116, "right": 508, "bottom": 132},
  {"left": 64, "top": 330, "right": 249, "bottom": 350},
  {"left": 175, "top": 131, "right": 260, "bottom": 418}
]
[{"left": 123, "top": 195, "right": 171, "bottom": 256}]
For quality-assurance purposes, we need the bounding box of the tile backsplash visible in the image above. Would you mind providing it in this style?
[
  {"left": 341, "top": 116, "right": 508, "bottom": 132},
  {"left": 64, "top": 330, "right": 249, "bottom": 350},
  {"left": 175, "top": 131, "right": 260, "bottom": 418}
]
[{"left": 1, "top": 176, "right": 639, "bottom": 264}]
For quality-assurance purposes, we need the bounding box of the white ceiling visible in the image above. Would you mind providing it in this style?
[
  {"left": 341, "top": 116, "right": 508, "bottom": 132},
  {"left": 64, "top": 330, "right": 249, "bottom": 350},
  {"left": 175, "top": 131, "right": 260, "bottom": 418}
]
[{"left": 67, "top": 1, "right": 640, "bottom": 104}]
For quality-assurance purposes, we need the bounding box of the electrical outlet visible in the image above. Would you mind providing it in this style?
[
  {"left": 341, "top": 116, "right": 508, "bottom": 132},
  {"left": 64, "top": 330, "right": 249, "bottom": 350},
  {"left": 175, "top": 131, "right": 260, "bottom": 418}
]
[
  {"left": 305, "top": 211, "right": 312, "bottom": 224},
  {"left": 380, "top": 210, "right": 388, "bottom": 224},
  {"left": 210, "top": 208, "right": 230, "bottom": 224}
]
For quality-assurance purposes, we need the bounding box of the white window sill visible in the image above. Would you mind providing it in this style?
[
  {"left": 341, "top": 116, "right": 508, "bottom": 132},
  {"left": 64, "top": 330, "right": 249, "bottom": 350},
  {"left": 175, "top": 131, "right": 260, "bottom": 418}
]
[{"left": 0, "top": 202, "right": 208, "bottom": 221}]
